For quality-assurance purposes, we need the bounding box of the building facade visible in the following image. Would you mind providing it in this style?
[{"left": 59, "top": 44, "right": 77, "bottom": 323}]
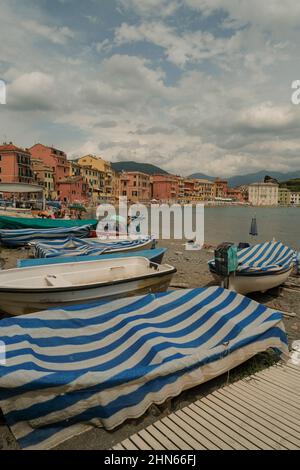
[
  {"left": 214, "top": 178, "right": 228, "bottom": 199},
  {"left": 290, "top": 191, "right": 300, "bottom": 205},
  {"left": 278, "top": 187, "right": 291, "bottom": 205},
  {"left": 56, "top": 176, "right": 88, "bottom": 204},
  {"left": 29, "top": 143, "right": 70, "bottom": 183},
  {"left": 31, "top": 157, "right": 55, "bottom": 199},
  {"left": 152, "top": 174, "right": 179, "bottom": 203},
  {"left": 196, "top": 179, "right": 215, "bottom": 201},
  {"left": 77, "top": 155, "right": 113, "bottom": 202},
  {"left": 119, "top": 171, "right": 151, "bottom": 203},
  {"left": 248, "top": 183, "right": 279, "bottom": 206},
  {"left": 0, "top": 143, "right": 33, "bottom": 184}
]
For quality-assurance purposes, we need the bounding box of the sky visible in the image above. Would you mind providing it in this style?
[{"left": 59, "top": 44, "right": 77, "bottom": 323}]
[{"left": 1, "top": 0, "right": 300, "bottom": 176}]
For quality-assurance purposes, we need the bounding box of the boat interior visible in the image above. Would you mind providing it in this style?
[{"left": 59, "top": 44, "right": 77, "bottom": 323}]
[{"left": 0, "top": 257, "right": 171, "bottom": 288}]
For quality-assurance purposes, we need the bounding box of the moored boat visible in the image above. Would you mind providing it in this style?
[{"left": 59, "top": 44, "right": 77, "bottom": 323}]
[
  {"left": 0, "top": 257, "right": 176, "bottom": 315},
  {"left": 18, "top": 247, "right": 167, "bottom": 268},
  {"left": 209, "top": 241, "right": 296, "bottom": 295}
]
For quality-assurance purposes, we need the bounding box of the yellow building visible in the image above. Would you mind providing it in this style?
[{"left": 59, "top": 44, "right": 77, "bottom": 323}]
[
  {"left": 278, "top": 187, "right": 291, "bottom": 205},
  {"left": 77, "top": 155, "right": 113, "bottom": 202},
  {"left": 31, "top": 157, "right": 56, "bottom": 199}
]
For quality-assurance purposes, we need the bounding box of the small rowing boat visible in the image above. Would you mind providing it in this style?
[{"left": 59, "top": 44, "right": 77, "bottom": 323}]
[
  {"left": 0, "top": 257, "right": 176, "bottom": 315},
  {"left": 18, "top": 247, "right": 167, "bottom": 268},
  {"left": 209, "top": 241, "right": 296, "bottom": 295},
  {"left": 0, "top": 215, "right": 98, "bottom": 230}
]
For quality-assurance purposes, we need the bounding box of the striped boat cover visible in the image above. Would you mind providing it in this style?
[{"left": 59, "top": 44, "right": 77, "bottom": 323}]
[
  {"left": 0, "top": 286, "right": 288, "bottom": 450},
  {"left": 209, "top": 241, "right": 296, "bottom": 275},
  {"left": 32, "top": 236, "right": 152, "bottom": 258},
  {"left": 0, "top": 225, "right": 92, "bottom": 248}
]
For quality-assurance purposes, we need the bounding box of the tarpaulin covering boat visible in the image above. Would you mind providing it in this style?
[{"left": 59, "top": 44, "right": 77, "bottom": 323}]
[
  {"left": 0, "top": 225, "right": 92, "bottom": 247},
  {"left": 0, "top": 215, "right": 98, "bottom": 230},
  {"left": 31, "top": 236, "right": 156, "bottom": 258},
  {"left": 0, "top": 286, "right": 288, "bottom": 449},
  {"left": 209, "top": 241, "right": 296, "bottom": 294},
  {"left": 18, "top": 247, "right": 167, "bottom": 268}
]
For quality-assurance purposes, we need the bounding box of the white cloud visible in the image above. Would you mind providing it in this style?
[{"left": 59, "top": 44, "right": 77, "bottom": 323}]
[
  {"left": 114, "top": 21, "right": 241, "bottom": 66},
  {"left": 118, "top": 0, "right": 180, "bottom": 18},
  {"left": 21, "top": 20, "right": 74, "bottom": 45}
]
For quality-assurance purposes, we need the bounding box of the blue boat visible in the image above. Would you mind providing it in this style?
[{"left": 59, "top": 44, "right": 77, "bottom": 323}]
[{"left": 18, "top": 247, "right": 167, "bottom": 268}]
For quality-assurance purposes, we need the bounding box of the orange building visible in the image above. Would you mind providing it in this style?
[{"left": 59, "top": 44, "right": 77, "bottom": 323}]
[
  {"left": 0, "top": 142, "right": 33, "bottom": 184},
  {"left": 29, "top": 143, "right": 71, "bottom": 183},
  {"left": 214, "top": 177, "right": 228, "bottom": 199},
  {"left": 152, "top": 174, "right": 179, "bottom": 202},
  {"left": 56, "top": 176, "right": 88, "bottom": 204},
  {"left": 120, "top": 171, "right": 151, "bottom": 203}
]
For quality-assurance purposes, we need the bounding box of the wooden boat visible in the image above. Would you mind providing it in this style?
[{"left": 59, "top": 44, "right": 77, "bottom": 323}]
[
  {"left": 18, "top": 247, "right": 167, "bottom": 268},
  {"left": 0, "top": 215, "right": 98, "bottom": 230},
  {"left": 209, "top": 265, "right": 293, "bottom": 295},
  {"left": 0, "top": 257, "right": 176, "bottom": 315},
  {"left": 209, "top": 241, "right": 295, "bottom": 295}
]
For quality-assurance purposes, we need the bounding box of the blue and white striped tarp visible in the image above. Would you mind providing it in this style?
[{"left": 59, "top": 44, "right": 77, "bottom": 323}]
[
  {"left": 210, "top": 241, "right": 296, "bottom": 275},
  {"left": 32, "top": 236, "right": 153, "bottom": 258},
  {"left": 0, "top": 286, "right": 288, "bottom": 450},
  {"left": 0, "top": 225, "right": 92, "bottom": 248}
]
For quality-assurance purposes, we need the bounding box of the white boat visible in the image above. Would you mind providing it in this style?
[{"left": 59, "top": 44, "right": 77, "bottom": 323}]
[
  {"left": 209, "top": 241, "right": 295, "bottom": 295},
  {"left": 0, "top": 257, "right": 176, "bottom": 316},
  {"left": 210, "top": 266, "right": 293, "bottom": 295}
]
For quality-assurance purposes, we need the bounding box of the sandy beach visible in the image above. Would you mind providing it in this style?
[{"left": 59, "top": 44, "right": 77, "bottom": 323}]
[{"left": 0, "top": 239, "right": 299, "bottom": 450}]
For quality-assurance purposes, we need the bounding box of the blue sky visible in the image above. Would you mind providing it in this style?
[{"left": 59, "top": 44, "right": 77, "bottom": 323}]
[{"left": 1, "top": 0, "right": 300, "bottom": 176}]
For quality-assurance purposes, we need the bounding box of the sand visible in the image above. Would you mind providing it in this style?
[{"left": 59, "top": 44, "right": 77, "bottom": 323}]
[{"left": 0, "top": 240, "right": 299, "bottom": 450}]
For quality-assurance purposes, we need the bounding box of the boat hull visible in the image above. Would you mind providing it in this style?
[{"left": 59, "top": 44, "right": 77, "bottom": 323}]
[
  {"left": 210, "top": 267, "right": 293, "bottom": 295},
  {"left": 18, "top": 248, "right": 167, "bottom": 268}
]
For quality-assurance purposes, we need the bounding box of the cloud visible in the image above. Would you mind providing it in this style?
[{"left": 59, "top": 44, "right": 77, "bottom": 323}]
[
  {"left": 114, "top": 21, "right": 241, "bottom": 67},
  {"left": 118, "top": 0, "right": 180, "bottom": 18},
  {"left": 21, "top": 20, "right": 74, "bottom": 45},
  {"left": 8, "top": 72, "right": 57, "bottom": 111}
]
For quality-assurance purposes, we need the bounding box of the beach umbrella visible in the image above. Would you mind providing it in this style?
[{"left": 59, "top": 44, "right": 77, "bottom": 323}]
[{"left": 249, "top": 216, "right": 258, "bottom": 236}]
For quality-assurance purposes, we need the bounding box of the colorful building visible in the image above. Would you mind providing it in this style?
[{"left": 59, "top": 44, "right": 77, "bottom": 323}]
[
  {"left": 195, "top": 179, "right": 215, "bottom": 201},
  {"left": 31, "top": 157, "right": 55, "bottom": 199},
  {"left": 278, "top": 187, "right": 291, "bottom": 205},
  {"left": 214, "top": 177, "right": 228, "bottom": 199},
  {"left": 29, "top": 143, "right": 71, "bottom": 183},
  {"left": 77, "top": 155, "right": 113, "bottom": 202},
  {"left": 0, "top": 142, "right": 33, "bottom": 184},
  {"left": 56, "top": 176, "right": 88, "bottom": 204},
  {"left": 120, "top": 171, "right": 151, "bottom": 203},
  {"left": 152, "top": 174, "right": 179, "bottom": 203},
  {"left": 248, "top": 182, "right": 279, "bottom": 206},
  {"left": 290, "top": 191, "right": 300, "bottom": 205}
]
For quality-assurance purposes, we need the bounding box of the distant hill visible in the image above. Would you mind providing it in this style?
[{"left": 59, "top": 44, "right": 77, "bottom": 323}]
[
  {"left": 190, "top": 170, "right": 300, "bottom": 187},
  {"left": 111, "top": 161, "right": 169, "bottom": 175},
  {"left": 189, "top": 172, "right": 214, "bottom": 181},
  {"left": 280, "top": 178, "right": 300, "bottom": 191}
]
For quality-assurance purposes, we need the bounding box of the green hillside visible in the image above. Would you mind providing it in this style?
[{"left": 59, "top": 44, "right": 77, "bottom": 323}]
[
  {"left": 111, "top": 161, "right": 169, "bottom": 175},
  {"left": 280, "top": 178, "right": 300, "bottom": 191}
]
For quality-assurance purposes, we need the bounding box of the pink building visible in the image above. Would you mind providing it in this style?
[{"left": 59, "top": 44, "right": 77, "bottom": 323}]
[
  {"left": 214, "top": 177, "right": 228, "bottom": 199},
  {"left": 0, "top": 143, "right": 33, "bottom": 184},
  {"left": 152, "top": 174, "right": 179, "bottom": 202},
  {"left": 56, "top": 176, "right": 88, "bottom": 204},
  {"left": 29, "top": 143, "right": 71, "bottom": 183},
  {"left": 120, "top": 171, "right": 151, "bottom": 203}
]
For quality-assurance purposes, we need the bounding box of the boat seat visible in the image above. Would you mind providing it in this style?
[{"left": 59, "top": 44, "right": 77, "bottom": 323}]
[
  {"left": 109, "top": 266, "right": 127, "bottom": 279},
  {"left": 45, "top": 274, "right": 73, "bottom": 287}
]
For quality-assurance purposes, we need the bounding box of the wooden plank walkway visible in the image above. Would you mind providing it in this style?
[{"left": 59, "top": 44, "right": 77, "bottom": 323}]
[{"left": 113, "top": 361, "right": 300, "bottom": 450}]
